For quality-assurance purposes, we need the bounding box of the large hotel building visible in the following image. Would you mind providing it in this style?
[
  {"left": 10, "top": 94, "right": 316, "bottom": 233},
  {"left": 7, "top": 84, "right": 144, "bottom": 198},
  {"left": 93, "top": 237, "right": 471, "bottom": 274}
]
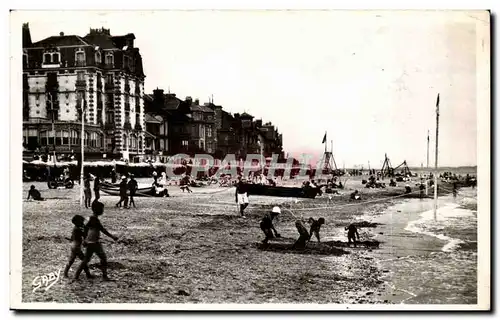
[{"left": 22, "top": 24, "right": 146, "bottom": 161}]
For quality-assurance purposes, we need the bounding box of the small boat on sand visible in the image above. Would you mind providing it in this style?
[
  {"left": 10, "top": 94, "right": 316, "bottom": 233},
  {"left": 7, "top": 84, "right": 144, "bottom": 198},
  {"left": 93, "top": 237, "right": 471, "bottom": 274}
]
[{"left": 245, "top": 183, "right": 321, "bottom": 199}]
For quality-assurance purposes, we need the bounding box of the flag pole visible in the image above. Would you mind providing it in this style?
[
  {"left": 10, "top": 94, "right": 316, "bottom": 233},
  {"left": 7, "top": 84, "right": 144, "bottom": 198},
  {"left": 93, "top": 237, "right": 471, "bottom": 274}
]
[
  {"left": 80, "top": 98, "right": 85, "bottom": 207},
  {"left": 433, "top": 94, "right": 440, "bottom": 221}
]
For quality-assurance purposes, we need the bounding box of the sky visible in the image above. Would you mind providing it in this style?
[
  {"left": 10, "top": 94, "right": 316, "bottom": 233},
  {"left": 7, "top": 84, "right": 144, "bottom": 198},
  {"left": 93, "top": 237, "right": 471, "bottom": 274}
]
[{"left": 13, "top": 10, "right": 488, "bottom": 168}]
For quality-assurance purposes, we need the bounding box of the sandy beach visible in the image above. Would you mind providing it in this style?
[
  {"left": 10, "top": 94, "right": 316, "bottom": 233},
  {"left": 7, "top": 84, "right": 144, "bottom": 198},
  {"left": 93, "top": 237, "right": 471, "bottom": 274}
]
[{"left": 20, "top": 175, "right": 476, "bottom": 304}]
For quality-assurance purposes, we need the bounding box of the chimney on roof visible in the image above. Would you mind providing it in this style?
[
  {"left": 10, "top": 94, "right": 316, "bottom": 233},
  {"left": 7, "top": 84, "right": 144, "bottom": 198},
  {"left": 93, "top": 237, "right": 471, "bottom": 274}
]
[
  {"left": 60, "top": 32, "right": 64, "bottom": 36},
  {"left": 22, "top": 23, "right": 32, "bottom": 47},
  {"left": 194, "top": 99, "right": 200, "bottom": 105}
]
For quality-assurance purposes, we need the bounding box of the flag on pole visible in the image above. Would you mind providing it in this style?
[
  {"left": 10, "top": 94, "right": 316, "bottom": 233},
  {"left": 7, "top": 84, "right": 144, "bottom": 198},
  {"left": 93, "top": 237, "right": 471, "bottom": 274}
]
[{"left": 322, "top": 132, "right": 327, "bottom": 144}]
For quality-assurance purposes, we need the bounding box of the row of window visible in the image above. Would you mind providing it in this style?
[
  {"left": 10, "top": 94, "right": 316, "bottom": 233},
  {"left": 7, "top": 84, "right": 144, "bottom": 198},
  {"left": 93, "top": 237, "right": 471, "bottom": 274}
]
[
  {"left": 23, "top": 129, "right": 144, "bottom": 150},
  {"left": 24, "top": 49, "right": 134, "bottom": 69}
]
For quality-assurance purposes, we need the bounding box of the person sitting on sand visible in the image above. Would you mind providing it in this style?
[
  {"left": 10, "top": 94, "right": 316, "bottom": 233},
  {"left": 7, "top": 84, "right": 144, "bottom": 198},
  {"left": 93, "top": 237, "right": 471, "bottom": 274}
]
[
  {"left": 350, "top": 190, "right": 361, "bottom": 200},
  {"left": 293, "top": 219, "right": 310, "bottom": 250},
  {"left": 345, "top": 224, "right": 360, "bottom": 248},
  {"left": 63, "top": 215, "right": 93, "bottom": 279},
  {"left": 308, "top": 217, "right": 325, "bottom": 242},
  {"left": 260, "top": 206, "right": 281, "bottom": 244},
  {"left": 405, "top": 184, "right": 412, "bottom": 194},
  {"left": 73, "top": 200, "right": 118, "bottom": 282},
  {"left": 27, "top": 185, "right": 44, "bottom": 201}
]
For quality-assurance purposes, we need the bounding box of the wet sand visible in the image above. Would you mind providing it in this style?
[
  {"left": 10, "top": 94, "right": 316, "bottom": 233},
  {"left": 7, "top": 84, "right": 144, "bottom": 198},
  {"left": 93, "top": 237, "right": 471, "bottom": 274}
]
[{"left": 20, "top": 176, "right": 474, "bottom": 305}]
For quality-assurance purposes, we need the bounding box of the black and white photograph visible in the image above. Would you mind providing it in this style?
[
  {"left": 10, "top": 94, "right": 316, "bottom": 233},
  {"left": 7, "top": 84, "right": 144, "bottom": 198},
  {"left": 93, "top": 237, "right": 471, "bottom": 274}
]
[{"left": 9, "top": 8, "right": 490, "bottom": 311}]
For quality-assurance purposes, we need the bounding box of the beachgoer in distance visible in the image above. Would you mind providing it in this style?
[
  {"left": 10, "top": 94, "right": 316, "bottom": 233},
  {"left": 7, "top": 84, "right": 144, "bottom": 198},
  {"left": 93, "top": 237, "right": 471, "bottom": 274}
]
[
  {"left": 308, "top": 217, "right": 325, "bottom": 242},
  {"left": 345, "top": 224, "right": 360, "bottom": 248},
  {"left": 93, "top": 174, "right": 101, "bottom": 201},
  {"left": 405, "top": 184, "right": 412, "bottom": 194},
  {"left": 115, "top": 176, "right": 129, "bottom": 208},
  {"left": 260, "top": 206, "right": 281, "bottom": 244},
  {"left": 84, "top": 173, "right": 92, "bottom": 209},
  {"left": 63, "top": 215, "right": 93, "bottom": 278},
  {"left": 73, "top": 200, "right": 118, "bottom": 282},
  {"left": 27, "top": 185, "right": 44, "bottom": 201},
  {"left": 350, "top": 190, "right": 361, "bottom": 200},
  {"left": 128, "top": 174, "right": 138, "bottom": 208},
  {"left": 235, "top": 176, "right": 249, "bottom": 217},
  {"left": 111, "top": 168, "right": 117, "bottom": 184}
]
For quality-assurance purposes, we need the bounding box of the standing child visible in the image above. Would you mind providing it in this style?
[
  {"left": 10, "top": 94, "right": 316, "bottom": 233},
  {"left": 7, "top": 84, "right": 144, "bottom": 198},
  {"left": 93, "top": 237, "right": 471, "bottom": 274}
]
[
  {"left": 63, "top": 215, "right": 93, "bottom": 278},
  {"left": 73, "top": 200, "right": 118, "bottom": 281},
  {"left": 345, "top": 224, "right": 360, "bottom": 247},
  {"left": 128, "top": 174, "right": 138, "bottom": 208},
  {"left": 84, "top": 174, "right": 92, "bottom": 209},
  {"left": 115, "top": 176, "right": 128, "bottom": 208},
  {"left": 308, "top": 217, "right": 325, "bottom": 242},
  {"left": 235, "top": 176, "right": 249, "bottom": 217},
  {"left": 94, "top": 174, "right": 101, "bottom": 201}
]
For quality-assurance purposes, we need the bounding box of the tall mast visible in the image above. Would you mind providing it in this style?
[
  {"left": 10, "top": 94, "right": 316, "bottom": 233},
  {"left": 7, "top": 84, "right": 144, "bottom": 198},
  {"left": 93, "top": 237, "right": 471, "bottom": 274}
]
[{"left": 433, "top": 94, "right": 440, "bottom": 220}]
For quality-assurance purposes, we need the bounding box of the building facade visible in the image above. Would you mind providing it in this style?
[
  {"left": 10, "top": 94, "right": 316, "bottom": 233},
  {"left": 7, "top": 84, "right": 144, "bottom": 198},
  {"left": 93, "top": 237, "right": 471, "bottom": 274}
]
[{"left": 22, "top": 24, "right": 146, "bottom": 161}]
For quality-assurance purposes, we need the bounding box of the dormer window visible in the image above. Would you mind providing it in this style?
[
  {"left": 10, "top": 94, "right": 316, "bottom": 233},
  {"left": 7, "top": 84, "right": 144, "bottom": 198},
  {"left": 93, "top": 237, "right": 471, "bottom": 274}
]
[
  {"left": 75, "top": 48, "right": 86, "bottom": 67},
  {"left": 42, "top": 51, "right": 61, "bottom": 66},
  {"left": 105, "top": 52, "right": 114, "bottom": 67},
  {"left": 95, "top": 51, "right": 101, "bottom": 64},
  {"left": 43, "top": 53, "right": 51, "bottom": 64}
]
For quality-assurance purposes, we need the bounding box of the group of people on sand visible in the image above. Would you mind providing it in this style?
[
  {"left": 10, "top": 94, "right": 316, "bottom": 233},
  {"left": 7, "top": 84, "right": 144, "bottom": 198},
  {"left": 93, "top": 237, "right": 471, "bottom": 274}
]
[
  {"left": 234, "top": 175, "right": 361, "bottom": 249},
  {"left": 258, "top": 205, "right": 361, "bottom": 249}
]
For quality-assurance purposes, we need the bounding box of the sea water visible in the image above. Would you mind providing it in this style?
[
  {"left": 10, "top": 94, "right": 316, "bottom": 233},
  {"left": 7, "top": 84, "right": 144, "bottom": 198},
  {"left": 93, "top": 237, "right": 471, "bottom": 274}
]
[{"left": 375, "top": 187, "right": 478, "bottom": 304}]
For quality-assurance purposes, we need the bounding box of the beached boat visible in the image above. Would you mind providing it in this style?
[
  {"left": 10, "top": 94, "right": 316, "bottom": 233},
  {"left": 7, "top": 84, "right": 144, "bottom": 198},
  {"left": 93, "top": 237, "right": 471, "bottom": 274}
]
[
  {"left": 245, "top": 183, "right": 321, "bottom": 199},
  {"left": 100, "top": 183, "right": 158, "bottom": 197}
]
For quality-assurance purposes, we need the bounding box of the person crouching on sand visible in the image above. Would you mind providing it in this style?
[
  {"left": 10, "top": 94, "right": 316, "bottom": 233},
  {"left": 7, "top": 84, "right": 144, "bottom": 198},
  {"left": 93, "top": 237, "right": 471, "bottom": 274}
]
[
  {"left": 64, "top": 215, "right": 93, "bottom": 279},
  {"left": 73, "top": 200, "right": 118, "bottom": 282},
  {"left": 260, "top": 206, "right": 281, "bottom": 244},
  {"left": 293, "top": 219, "right": 310, "bottom": 250},
  {"left": 345, "top": 224, "right": 360, "bottom": 247},
  {"left": 308, "top": 217, "right": 325, "bottom": 242}
]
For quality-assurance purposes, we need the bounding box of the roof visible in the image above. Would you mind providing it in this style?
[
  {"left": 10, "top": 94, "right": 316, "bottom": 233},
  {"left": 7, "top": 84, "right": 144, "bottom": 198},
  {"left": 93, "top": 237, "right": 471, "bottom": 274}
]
[
  {"left": 240, "top": 112, "right": 254, "bottom": 119},
  {"left": 83, "top": 34, "right": 118, "bottom": 50},
  {"left": 145, "top": 114, "right": 162, "bottom": 123},
  {"left": 32, "top": 35, "right": 90, "bottom": 47}
]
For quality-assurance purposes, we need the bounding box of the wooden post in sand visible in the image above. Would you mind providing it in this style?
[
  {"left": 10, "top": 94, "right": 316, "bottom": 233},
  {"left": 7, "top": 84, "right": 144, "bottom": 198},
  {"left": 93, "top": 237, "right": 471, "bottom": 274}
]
[{"left": 433, "top": 94, "right": 440, "bottom": 221}]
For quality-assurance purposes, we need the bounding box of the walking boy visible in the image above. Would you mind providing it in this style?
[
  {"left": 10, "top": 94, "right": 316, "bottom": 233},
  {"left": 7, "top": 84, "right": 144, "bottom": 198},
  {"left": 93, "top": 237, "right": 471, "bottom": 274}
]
[
  {"left": 73, "top": 200, "right": 118, "bottom": 281},
  {"left": 63, "top": 215, "right": 93, "bottom": 278}
]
